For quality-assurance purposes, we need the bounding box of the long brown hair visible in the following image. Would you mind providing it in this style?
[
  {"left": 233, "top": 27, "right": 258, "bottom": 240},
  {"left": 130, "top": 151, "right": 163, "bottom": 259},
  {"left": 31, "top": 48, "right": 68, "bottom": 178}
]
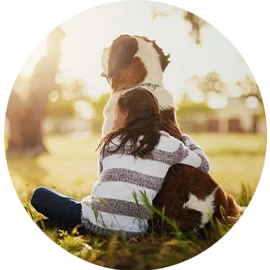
[{"left": 98, "top": 88, "right": 162, "bottom": 158}]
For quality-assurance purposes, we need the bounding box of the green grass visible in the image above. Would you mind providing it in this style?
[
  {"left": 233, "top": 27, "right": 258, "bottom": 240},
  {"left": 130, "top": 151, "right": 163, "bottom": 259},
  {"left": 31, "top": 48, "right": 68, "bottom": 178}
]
[{"left": 6, "top": 132, "right": 267, "bottom": 269}]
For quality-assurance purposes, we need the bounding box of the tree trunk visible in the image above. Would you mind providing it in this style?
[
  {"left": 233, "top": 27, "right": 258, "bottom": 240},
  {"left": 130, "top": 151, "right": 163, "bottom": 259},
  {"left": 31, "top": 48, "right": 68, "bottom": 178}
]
[
  {"left": 6, "top": 92, "right": 24, "bottom": 154},
  {"left": 6, "top": 26, "right": 65, "bottom": 157},
  {"left": 7, "top": 116, "right": 24, "bottom": 152},
  {"left": 6, "top": 92, "right": 47, "bottom": 157}
]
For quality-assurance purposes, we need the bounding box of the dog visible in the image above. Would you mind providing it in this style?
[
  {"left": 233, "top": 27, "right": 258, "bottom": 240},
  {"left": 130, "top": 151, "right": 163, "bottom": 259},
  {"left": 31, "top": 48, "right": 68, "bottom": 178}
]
[{"left": 101, "top": 34, "right": 243, "bottom": 233}]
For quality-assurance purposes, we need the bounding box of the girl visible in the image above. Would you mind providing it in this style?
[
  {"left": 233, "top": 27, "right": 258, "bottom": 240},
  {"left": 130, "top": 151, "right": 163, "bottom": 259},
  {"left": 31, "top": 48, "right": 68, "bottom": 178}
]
[{"left": 31, "top": 88, "right": 210, "bottom": 238}]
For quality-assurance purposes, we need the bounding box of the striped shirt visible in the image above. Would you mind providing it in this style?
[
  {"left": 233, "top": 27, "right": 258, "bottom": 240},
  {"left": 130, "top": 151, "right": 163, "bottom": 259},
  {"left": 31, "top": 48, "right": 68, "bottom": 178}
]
[{"left": 81, "top": 131, "right": 210, "bottom": 238}]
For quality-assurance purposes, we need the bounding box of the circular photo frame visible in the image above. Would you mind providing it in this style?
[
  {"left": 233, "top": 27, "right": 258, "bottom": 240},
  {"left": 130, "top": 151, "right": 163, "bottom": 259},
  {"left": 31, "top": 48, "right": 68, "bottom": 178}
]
[{"left": 5, "top": 1, "right": 267, "bottom": 269}]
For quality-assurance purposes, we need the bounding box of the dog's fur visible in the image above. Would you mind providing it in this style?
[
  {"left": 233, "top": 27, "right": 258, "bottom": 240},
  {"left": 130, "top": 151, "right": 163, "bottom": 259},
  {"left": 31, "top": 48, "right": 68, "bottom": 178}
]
[{"left": 101, "top": 35, "right": 243, "bottom": 233}]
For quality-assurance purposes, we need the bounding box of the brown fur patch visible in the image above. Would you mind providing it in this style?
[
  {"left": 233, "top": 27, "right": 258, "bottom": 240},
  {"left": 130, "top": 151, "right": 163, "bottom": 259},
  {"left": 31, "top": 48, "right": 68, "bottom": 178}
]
[
  {"left": 111, "top": 57, "right": 147, "bottom": 92},
  {"left": 108, "top": 35, "right": 139, "bottom": 78},
  {"left": 135, "top": 35, "right": 170, "bottom": 71},
  {"left": 152, "top": 164, "right": 240, "bottom": 233},
  {"left": 160, "top": 109, "right": 183, "bottom": 140}
]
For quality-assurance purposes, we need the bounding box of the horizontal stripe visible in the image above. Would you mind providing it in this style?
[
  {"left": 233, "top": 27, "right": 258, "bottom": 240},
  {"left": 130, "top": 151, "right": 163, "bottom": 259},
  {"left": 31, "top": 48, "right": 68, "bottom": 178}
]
[
  {"left": 90, "top": 181, "right": 157, "bottom": 204},
  {"left": 185, "top": 143, "right": 205, "bottom": 156},
  {"left": 182, "top": 135, "right": 203, "bottom": 152},
  {"left": 178, "top": 150, "right": 202, "bottom": 168},
  {"left": 81, "top": 200, "right": 148, "bottom": 232},
  {"left": 182, "top": 134, "right": 195, "bottom": 144},
  {"left": 176, "top": 135, "right": 206, "bottom": 163},
  {"left": 90, "top": 197, "right": 151, "bottom": 219},
  {"left": 102, "top": 155, "right": 170, "bottom": 178},
  {"left": 181, "top": 134, "right": 190, "bottom": 143},
  {"left": 101, "top": 168, "right": 163, "bottom": 192},
  {"left": 169, "top": 144, "right": 189, "bottom": 164},
  {"left": 81, "top": 217, "right": 144, "bottom": 239},
  {"left": 98, "top": 157, "right": 103, "bottom": 175},
  {"left": 106, "top": 133, "right": 179, "bottom": 153},
  {"left": 197, "top": 154, "right": 210, "bottom": 173},
  {"left": 155, "top": 134, "right": 180, "bottom": 152},
  {"left": 103, "top": 146, "right": 175, "bottom": 166},
  {"left": 104, "top": 141, "right": 205, "bottom": 172},
  {"left": 188, "top": 143, "right": 203, "bottom": 152}
]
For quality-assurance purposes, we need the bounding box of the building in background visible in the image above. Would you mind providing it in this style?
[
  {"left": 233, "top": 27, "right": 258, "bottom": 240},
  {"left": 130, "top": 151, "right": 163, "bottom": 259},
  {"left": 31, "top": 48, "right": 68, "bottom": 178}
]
[{"left": 205, "top": 98, "right": 266, "bottom": 134}]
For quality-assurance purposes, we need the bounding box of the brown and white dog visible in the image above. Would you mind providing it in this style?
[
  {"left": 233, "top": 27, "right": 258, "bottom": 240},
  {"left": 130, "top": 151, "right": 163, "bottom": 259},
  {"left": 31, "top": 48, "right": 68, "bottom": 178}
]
[{"left": 101, "top": 34, "right": 243, "bottom": 233}]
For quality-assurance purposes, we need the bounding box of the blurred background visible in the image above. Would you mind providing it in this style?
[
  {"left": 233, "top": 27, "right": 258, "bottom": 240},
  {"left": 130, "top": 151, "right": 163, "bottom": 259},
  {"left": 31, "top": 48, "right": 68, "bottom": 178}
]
[{"left": 5, "top": 1, "right": 266, "bottom": 203}]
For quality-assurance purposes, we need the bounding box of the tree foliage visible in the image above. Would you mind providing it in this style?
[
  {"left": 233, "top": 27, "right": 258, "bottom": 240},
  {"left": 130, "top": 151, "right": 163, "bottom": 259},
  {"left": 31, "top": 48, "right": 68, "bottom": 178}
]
[
  {"left": 47, "top": 98, "right": 76, "bottom": 118},
  {"left": 152, "top": 6, "right": 208, "bottom": 45},
  {"left": 237, "top": 75, "right": 265, "bottom": 118},
  {"left": 194, "top": 72, "right": 226, "bottom": 95},
  {"left": 183, "top": 11, "right": 207, "bottom": 45}
]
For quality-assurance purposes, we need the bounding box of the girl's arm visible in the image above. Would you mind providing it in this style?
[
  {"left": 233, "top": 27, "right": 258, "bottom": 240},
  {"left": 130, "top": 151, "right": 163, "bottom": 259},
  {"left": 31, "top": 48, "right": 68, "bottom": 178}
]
[
  {"left": 172, "top": 134, "right": 210, "bottom": 173},
  {"left": 181, "top": 134, "right": 205, "bottom": 155}
]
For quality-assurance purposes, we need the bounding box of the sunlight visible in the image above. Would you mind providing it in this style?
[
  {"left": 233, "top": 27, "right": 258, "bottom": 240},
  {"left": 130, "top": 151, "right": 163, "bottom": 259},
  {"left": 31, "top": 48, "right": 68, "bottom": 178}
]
[
  {"left": 186, "top": 80, "right": 205, "bottom": 103},
  {"left": 74, "top": 100, "right": 93, "bottom": 119},
  {"left": 189, "top": 90, "right": 205, "bottom": 103},
  {"left": 20, "top": 38, "right": 47, "bottom": 77},
  {"left": 245, "top": 96, "right": 259, "bottom": 109},
  {"left": 227, "top": 84, "right": 244, "bottom": 98},
  {"left": 62, "top": 89, "right": 74, "bottom": 101},
  {"left": 207, "top": 92, "right": 228, "bottom": 109},
  {"left": 48, "top": 91, "right": 59, "bottom": 103},
  {"left": 18, "top": 1, "right": 256, "bottom": 102}
]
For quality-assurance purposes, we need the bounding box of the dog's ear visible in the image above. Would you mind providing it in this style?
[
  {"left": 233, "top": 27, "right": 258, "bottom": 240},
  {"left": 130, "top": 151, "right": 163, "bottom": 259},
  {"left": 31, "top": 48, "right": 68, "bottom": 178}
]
[
  {"left": 108, "top": 35, "right": 139, "bottom": 78},
  {"left": 134, "top": 35, "right": 170, "bottom": 72},
  {"left": 152, "top": 40, "right": 170, "bottom": 71}
]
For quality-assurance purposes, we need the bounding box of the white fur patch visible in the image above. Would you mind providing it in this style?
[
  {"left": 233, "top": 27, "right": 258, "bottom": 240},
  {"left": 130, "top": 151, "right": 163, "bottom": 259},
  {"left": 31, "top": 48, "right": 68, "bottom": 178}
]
[
  {"left": 102, "top": 95, "right": 118, "bottom": 136},
  {"left": 183, "top": 187, "right": 218, "bottom": 227},
  {"left": 152, "top": 87, "right": 175, "bottom": 110},
  {"left": 134, "top": 37, "right": 164, "bottom": 86}
]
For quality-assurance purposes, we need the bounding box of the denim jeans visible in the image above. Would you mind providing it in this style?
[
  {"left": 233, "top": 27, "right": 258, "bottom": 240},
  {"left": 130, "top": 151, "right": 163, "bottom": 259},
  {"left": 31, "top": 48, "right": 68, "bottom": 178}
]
[{"left": 31, "top": 187, "right": 85, "bottom": 231}]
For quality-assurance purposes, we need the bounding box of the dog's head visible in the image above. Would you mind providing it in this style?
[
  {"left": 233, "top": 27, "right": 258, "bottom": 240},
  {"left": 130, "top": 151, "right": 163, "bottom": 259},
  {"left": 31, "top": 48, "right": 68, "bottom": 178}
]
[
  {"left": 101, "top": 35, "right": 170, "bottom": 91},
  {"left": 101, "top": 35, "right": 182, "bottom": 140}
]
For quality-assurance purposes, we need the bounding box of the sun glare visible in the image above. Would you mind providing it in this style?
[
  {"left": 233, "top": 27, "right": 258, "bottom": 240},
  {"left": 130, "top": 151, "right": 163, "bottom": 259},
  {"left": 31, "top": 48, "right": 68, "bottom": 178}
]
[
  {"left": 186, "top": 80, "right": 205, "bottom": 103},
  {"left": 20, "top": 38, "right": 47, "bottom": 77},
  {"left": 18, "top": 2, "right": 256, "bottom": 102},
  {"left": 74, "top": 100, "right": 93, "bottom": 119},
  {"left": 245, "top": 96, "right": 259, "bottom": 109},
  {"left": 207, "top": 92, "right": 228, "bottom": 109}
]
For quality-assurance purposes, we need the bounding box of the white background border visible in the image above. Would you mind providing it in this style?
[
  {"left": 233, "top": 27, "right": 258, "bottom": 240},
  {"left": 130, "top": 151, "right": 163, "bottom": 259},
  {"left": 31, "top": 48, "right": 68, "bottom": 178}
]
[{"left": 0, "top": 0, "right": 270, "bottom": 270}]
